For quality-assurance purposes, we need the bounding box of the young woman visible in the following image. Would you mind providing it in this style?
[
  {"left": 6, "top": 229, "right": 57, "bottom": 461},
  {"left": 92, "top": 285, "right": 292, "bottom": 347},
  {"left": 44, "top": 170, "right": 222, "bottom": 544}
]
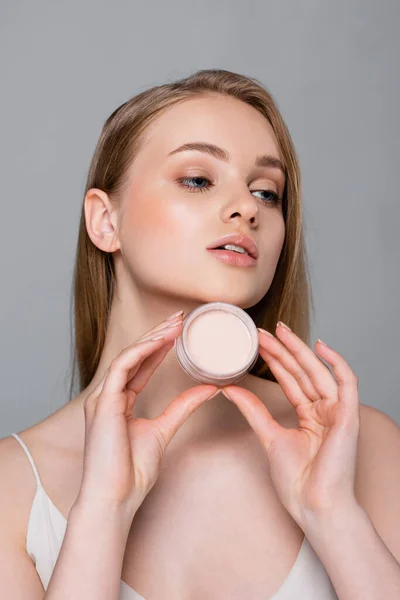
[{"left": 1, "top": 69, "right": 399, "bottom": 599}]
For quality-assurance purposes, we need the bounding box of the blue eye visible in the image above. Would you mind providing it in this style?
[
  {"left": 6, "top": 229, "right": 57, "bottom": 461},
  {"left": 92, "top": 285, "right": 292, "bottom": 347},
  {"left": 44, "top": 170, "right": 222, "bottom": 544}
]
[
  {"left": 177, "top": 176, "right": 211, "bottom": 192},
  {"left": 176, "top": 176, "right": 282, "bottom": 205}
]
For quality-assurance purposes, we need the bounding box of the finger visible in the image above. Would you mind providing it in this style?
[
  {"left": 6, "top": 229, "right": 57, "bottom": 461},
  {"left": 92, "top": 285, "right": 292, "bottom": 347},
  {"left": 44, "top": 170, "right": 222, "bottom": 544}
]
[
  {"left": 100, "top": 325, "right": 181, "bottom": 400},
  {"left": 126, "top": 338, "right": 176, "bottom": 394},
  {"left": 87, "top": 324, "right": 178, "bottom": 405},
  {"left": 135, "top": 319, "right": 182, "bottom": 348},
  {"left": 136, "top": 313, "right": 184, "bottom": 343},
  {"left": 260, "top": 348, "right": 313, "bottom": 409},
  {"left": 314, "top": 341, "right": 360, "bottom": 413},
  {"left": 219, "top": 386, "right": 284, "bottom": 453},
  {"left": 152, "top": 385, "right": 220, "bottom": 448},
  {"left": 260, "top": 324, "right": 338, "bottom": 400},
  {"left": 129, "top": 321, "right": 182, "bottom": 388},
  {"left": 258, "top": 332, "right": 317, "bottom": 403}
]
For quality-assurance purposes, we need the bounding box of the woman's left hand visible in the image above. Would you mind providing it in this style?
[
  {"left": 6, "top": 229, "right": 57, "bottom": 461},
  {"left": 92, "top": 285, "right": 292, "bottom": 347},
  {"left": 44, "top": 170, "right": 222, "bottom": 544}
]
[{"left": 221, "top": 322, "right": 361, "bottom": 530}]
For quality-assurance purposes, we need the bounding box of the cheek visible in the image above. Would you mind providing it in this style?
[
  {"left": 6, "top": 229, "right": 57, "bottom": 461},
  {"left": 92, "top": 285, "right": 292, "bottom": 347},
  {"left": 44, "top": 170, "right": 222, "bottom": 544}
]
[
  {"left": 120, "top": 188, "right": 201, "bottom": 264},
  {"left": 273, "top": 218, "right": 286, "bottom": 259},
  {"left": 259, "top": 214, "right": 285, "bottom": 268}
]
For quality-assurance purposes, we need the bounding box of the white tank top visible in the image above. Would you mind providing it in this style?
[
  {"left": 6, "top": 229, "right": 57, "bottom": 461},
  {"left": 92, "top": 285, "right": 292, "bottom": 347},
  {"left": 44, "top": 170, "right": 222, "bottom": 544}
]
[{"left": 11, "top": 432, "right": 338, "bottom": 599}]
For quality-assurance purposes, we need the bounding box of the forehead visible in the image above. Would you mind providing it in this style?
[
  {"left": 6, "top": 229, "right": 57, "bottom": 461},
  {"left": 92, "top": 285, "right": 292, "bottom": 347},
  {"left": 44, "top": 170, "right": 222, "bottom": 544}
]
[{"left": 136, "top": 95, "right": 282, "bottom": 166}]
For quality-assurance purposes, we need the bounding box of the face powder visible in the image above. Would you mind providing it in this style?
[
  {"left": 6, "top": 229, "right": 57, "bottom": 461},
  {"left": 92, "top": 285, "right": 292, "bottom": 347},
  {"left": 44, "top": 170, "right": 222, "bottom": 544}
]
[{"left": 174, "top": 302, "right": 259, "bottom": 386}]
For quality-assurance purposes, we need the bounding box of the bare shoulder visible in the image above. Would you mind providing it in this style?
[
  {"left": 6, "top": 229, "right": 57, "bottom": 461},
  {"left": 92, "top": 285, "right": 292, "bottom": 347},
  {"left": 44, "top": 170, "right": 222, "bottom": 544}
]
[
  {"left": 0, "top": 412, "right": 64, "bottom": 533},
  {"left": 0, "top": 430, "right": 50, "bottom": 595},
  {"left": 0, "top": 431, "right": 40, "bottom": 552},
  {"left": 358, "top": 402, "right": 400, "bottom": 431},
  {"left": 356, "top": 402, "right": 400, "bottom": 495},
  {"left": 355, "top": 403, "right": 400, "bottom": 563},
  {"left": 0, "top": 397, "right": 84, "bottom": 546}
]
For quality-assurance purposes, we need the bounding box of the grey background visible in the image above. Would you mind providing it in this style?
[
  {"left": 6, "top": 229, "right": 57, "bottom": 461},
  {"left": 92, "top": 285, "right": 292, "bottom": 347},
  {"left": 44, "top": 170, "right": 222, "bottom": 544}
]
[{"left": 1, "top": 0, "right": 399, "bottom": 437}]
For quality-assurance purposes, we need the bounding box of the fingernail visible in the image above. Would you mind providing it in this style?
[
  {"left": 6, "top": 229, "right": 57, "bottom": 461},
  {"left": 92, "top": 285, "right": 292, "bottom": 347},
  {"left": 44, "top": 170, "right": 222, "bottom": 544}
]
[
  {"left": 207, "top": 389, "right": 221, "bottom": 401},
  {"left": 277, "top": 321, "right": 291, "bottom": 331},
  {"left": 166, "top": 320, "right": 183, "bottom": 328},
  {"left": 167, "top": 310, "right": 184, "bottom": 321},
  {"left": 258, "top": 327, "right": 274, "bottom": 337},
  {"left": 149, "top": 334, "right": 165, "bottom": 341},
  {"left": 316, "top": 338, "right": 328, "bottom": 346},
  {"left": 221, "top": 389, "right": 231, "bottom": 400}
]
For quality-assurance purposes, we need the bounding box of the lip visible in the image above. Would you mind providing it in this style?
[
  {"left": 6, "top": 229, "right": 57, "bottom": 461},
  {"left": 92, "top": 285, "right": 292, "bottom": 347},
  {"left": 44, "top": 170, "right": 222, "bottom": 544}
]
[
  {"left": 207, "top": 248, "right": 258, "bottom": 267},
  {"left": 206, "top": 233, "right": 259, "bottom": 260}
]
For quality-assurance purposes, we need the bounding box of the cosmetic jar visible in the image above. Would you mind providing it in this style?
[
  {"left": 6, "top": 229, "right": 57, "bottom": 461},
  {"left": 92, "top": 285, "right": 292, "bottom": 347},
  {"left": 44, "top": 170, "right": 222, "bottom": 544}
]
[{"left": 174, "top": 301, "right": 259, "bottom": 386}]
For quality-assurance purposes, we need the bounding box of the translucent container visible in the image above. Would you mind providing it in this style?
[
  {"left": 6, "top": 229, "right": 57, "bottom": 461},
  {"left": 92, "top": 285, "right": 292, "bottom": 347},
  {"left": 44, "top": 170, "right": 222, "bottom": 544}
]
[{"left": 174, "top": 301, "right": 259, "bottom": 386}]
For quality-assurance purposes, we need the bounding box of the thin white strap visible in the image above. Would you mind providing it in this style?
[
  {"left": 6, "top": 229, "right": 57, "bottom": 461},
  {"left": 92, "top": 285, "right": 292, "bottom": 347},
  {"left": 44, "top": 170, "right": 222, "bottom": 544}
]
[{"left": 11, "top": 433, "right": 43, "bottom": 488}]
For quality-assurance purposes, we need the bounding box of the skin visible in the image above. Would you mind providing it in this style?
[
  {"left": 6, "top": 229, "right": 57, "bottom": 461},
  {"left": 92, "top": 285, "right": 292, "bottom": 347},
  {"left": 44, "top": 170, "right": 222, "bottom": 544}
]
[{"left": 68, "top": 93, "right": 287, "bottom": 455}]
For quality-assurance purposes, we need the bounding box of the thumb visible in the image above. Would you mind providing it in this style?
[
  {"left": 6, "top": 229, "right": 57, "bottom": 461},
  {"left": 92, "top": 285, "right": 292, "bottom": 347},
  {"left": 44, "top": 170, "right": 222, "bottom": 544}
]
[{"left": 153, "top": 385, "right": 220, "bottom": 448}]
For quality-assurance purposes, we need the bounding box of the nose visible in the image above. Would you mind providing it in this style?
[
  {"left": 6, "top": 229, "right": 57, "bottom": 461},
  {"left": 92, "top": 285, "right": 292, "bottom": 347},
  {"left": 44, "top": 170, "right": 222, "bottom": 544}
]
[{"left": 223, "top": 191, "right": 259, "bottom": 227}]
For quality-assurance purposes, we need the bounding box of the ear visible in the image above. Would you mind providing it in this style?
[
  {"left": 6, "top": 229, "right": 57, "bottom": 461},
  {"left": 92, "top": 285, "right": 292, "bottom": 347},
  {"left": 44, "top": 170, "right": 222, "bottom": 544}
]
[{"left": 84, "top": 188, "right": 121, "bottom": 253}]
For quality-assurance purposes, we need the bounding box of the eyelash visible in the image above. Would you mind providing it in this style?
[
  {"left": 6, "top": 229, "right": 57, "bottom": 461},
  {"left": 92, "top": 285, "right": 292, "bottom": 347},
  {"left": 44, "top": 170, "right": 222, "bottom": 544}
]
[{"left": 176, "top": 176, "right": 282, "bottom": 205}]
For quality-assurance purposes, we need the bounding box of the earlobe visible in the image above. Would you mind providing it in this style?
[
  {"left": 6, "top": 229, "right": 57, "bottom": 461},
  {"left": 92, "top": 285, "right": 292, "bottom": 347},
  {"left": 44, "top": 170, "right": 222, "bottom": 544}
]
[{"left": 84, "top": 188, "right": 121, "bottom": 252}]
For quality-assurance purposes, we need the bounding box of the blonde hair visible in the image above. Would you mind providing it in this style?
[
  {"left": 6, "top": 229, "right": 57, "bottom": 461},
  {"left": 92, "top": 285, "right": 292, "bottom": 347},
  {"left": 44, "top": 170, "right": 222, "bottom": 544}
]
[{"left": 67, "top": 68, "right": 315, "bottom": 400}]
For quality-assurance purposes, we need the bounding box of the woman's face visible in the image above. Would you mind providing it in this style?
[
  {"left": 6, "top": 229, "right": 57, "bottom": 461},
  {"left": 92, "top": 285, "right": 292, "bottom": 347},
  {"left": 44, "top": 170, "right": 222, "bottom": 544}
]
[{"left": 117, "top": 94, "right": 286, "bottom": 309}]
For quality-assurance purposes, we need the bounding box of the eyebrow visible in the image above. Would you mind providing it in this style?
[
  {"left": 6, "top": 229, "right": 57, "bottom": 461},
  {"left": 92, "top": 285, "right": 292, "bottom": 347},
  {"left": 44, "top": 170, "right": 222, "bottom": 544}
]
[{"left": 167, "top": 142, "right": 286, "bottom": 176}]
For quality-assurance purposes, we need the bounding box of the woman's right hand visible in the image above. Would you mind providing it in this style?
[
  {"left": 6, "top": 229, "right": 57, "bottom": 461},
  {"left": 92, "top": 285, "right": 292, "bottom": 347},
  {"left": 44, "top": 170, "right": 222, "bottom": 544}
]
[{"left": 76, "top": 311, "right": 220, "bottom": 523}]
